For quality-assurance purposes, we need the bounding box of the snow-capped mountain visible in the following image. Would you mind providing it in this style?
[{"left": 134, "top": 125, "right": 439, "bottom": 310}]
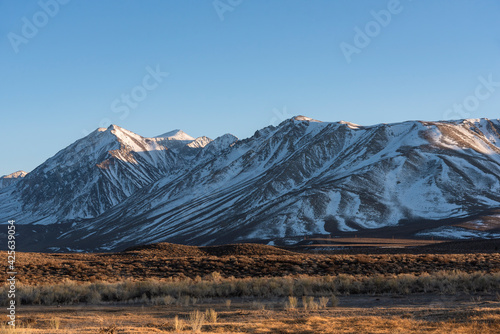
[
  {"left": 0, "top": 125, "right": 225, "bottom": 226},
  {"left": 3, "top": 117, "right": 500, "bottom": 251}
]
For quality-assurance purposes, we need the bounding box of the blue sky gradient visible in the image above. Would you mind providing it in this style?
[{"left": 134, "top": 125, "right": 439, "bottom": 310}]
[{"left": 1, "top": 0, "right": 500, "bottom": 175}]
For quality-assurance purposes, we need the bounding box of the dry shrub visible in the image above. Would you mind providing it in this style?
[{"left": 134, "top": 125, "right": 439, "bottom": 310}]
[
  {"left": 189, "top": 310, "right": 205, "bottom": 333},
  {"left": 318, "top": 296, "right": 329, "bottom": 309},
  {"left": 98, "top": 324, "right": 117, "bottom": 334},
  {"left": 225, "top": 299, "right": 231, "bottom": 309},
  {"left": 173, "top": 316, "right": 184, "bottom": 332},
  {"left": 205, "top": 308, "right": 217, "bottom": 323},
  {"left": 177, "top": 295, "right": 191, "bottom": 306},
  {"left": 330, "top": 294, "right": 339, "bottom": 307},
  {"left": 163, "top": 295, "right": 176, "bottom": 305},
  {"left": 251, "top": 301, "right": 266, "bottom": 310},
  {"left": 49, "top": 317, "right": 60, "bottom": 330},
  {"left": 302, "top": 296, "right": 318, "bottom": 311},
  {"left": 286, "top": 296, "right": 298, "bottom": 310}
]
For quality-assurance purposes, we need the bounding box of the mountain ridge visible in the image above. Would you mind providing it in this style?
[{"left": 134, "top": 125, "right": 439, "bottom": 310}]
[{"left": 3, "top": 117, "right": 500, "bottom": 251}]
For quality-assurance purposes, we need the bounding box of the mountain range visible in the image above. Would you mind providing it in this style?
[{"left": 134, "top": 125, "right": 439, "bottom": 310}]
[{"left": 2, "top": 116, "right": 500, "bottom": 252}]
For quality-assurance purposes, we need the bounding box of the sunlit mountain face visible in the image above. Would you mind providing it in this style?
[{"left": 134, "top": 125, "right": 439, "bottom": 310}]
[{"left": 2, "top": 117, "right": 500, "bottom": 252}]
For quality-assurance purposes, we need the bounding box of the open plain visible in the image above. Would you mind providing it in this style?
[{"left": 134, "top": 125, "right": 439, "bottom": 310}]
[{"left": 2, "top": 238, "right": 500, "bottom": 333}]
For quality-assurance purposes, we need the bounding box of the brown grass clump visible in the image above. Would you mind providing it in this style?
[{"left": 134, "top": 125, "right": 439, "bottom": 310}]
[
  {"left": 205, "top": 308, "right": 217, "bottom": 323},
  {"left": 286, "top": 296, "right": 298, "bottom": 310},
  {"left": 173, "top": 315, "right": 184, "bottom": 332},
  {"left": 188, "top": 310, "right": 205, "bottom": 332}
]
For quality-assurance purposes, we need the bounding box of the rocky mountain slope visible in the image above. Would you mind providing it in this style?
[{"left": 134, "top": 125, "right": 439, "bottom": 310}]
[{"left": 2, "top": 117, "right": 500, "bottom": 251}]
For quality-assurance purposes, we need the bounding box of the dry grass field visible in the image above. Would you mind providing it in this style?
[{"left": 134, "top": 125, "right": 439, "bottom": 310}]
[
  {"left": 2, "top": 239, "right": 500, "bottom": 333},
  {"left": 4, "top": 294, "right": 500, "bottom": 333},
  {"left": 8, "top": 241, "right": 500, "bottom": 284}
]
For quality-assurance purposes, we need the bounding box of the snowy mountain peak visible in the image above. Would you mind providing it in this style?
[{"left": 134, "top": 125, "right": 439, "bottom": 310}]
[
  {"left": 293, "top": 115, "right": 321, "bottom": 122},
  {"left": 338, "top": 120, "right": 361, "bottom": 129},
  {"left": 217, "top": 133, "right": 238, "bottom": 142},
  {"left": 97, "top": 124, "right": 128, "bottom": 135},
  {"left": 0, "top": 171, "right": 27, "bottom": 189},
  {"left": 2, "top": 171, "right": 27, "bottom": 179},
  {"left": 187, "top": 136, "right": 213, "bottom": 148},
  {"left": 201, "top": 133, "right": 238, "bottom": 157},
  {"left": 155, "top": 129, "right": 195, "bottom": 141}
]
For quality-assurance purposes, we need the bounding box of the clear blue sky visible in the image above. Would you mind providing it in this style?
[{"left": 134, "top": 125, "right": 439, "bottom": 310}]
[{"left": 1, "top": 0, "right": 500, "bottom": 175}]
